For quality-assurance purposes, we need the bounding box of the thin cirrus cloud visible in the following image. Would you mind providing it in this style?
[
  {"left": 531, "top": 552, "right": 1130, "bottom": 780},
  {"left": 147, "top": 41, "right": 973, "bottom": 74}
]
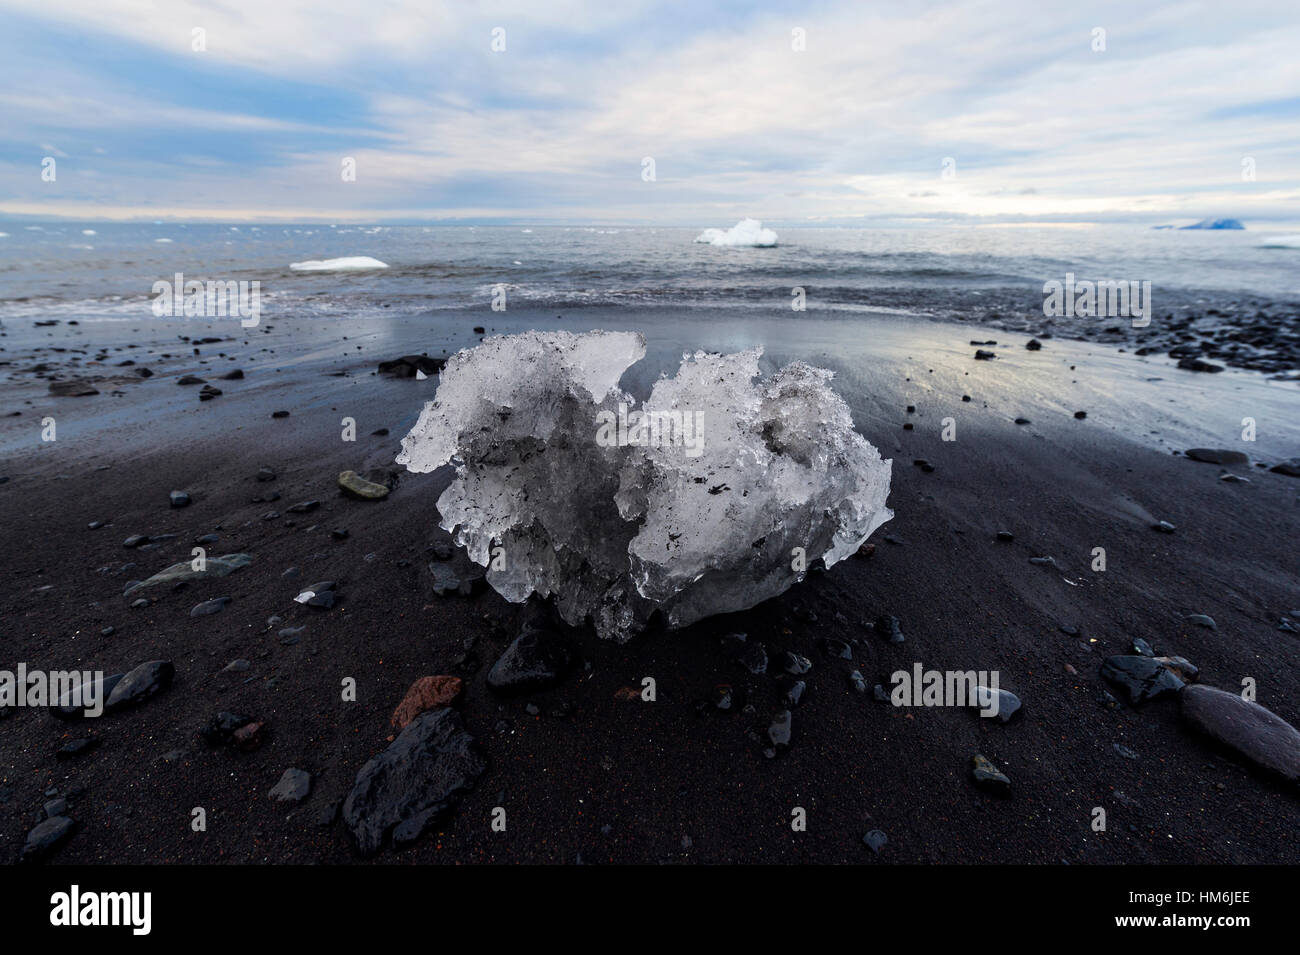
[{"left": 0, "top": 0, "right": 1296, "bottom": 224}]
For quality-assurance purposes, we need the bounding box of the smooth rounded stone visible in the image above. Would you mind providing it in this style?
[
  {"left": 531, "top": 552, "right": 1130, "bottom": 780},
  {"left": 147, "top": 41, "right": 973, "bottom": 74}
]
[
  {"left": 1100, "top": 654, "right": 1185, "bottom": 705},
  {"left": 1014, "top": 417, "right": 1031, "bottom": 425},
  {"left": 21, "top": 816, "right": 76, "bottom": 862},
  {"left": 1220, "top": 474, "right": 1250, "bottom": 484},
  {"left": 1185, "top": 613, "right": 1217, "bottom": 630},
  {"left": 194, "top": 533, "right": 219, "bottom": 545},
  {"left": 863, "top": 829, "right": 888, "bottom": 854},
  {"left": 198, "top": 384, "right": 222, "bottom": 400},
  {"left": 974, "top": 349, "right": 996, "bottom": 360},
  {"left": 122, "top": 553, "right": 252, "bottom": 596},
  {"left": 221, "top": 659, "right": 251, "bottom": 674},
  {"left": 1025, "top": 338, "right": 1042, "bottom": 350},
  {"left": 1181, "top": 685, "right": 1300, "bottom": 783},
  {"left": 294, "top": 581, "right": 336, "bottom": 608},
  {"left": 1177, "top": 357, "right": 1224, "bottom": 373},
  {"left": 331, "top": 528, "right": 349, "bottom": 540},
  {"left": 43, "top": 797, "right": 69, "bottom": 818},
  {"left": 87, "top": 520, "right": 108, "bottom": 530},
  {"left": 780, "top": 650, "right": 810, "bottom": 675},
  {"left": 995, "top": 530, "right": 1014, "bottom": 542},
  {"left": 255, "top": 467, "right": 276, "bottom": 482},
  {"left": 767, "top": 709, "right": 793, "bottom": 748},
  {"left": 1185, "top": 448, "right": 1249, "bottom": 466},
  {"left": 268, "top": 768, "right": 312, "bottom": 803},
  {"left": 100, "top": 627, "right": 114, "bottom": 636},
  {"left": 123, "top": 535, "right": 147, "bottom": 548},
  {"left": 343, "top": 708, "right": 485, "bottom": 857},
  {"left": 487, "top": 628, "right": 572, "bottom": 694},
  {"left": 272, "top": 410, "right": 290, "bottom": 419},
  {"left": 105, "top": 660, "right": 174, "bottom": 711},
  {"left": 1073, "top": 410, "right": 1087, "bottom": 420},
  {"left": 875, "top": 615, "right": 905, "bottom": 643},
  {"left": 1151, "top": 520, "right": 1177, "bottom": 533},
  {"left": 1131, "top": 637, "right": 1154, "bottom": 656},
  {"left": 1269, "top": 458, "right": 1300, "bottom": 477},
  {"left": 287, "top": 500, "right": 320, "bottom": 514},
  {"left": 176, "top": 375, "right": 205, "bottom": 385},
  {"left": 1113, "top": 742, "right": 1139, "bottom": 760},
  {"left": 971, "top": 686, "right": 1021, "bottom": 723},
  {"left": 190, "top": 596, "right": 231, "bottom": 617},
  {"left": 971, "top": 754, "right": 1011, "bottom": 795},
  {"left": 49, "top": 379, "right": 99, "bottom": 397},
  {"left": 849, "top": 670, "right": 868, "bottom": 693},
  {"left": 391, "top": 675, "right": 463, "bottom": 730},
  {"left": 221, "top": 368, "right": 244, "bottom": 380},
  {"left": 169, "top": 490, "right": 191, "bottom": 508},
  {"left": 338, "top": 470, "right": 390, "bottom": 501}
]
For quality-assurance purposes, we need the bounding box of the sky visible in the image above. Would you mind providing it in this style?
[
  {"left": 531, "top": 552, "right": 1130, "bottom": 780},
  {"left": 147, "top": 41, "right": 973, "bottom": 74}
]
[{"left": 0, "top": 0, "right": 1297, "bottom": 225}]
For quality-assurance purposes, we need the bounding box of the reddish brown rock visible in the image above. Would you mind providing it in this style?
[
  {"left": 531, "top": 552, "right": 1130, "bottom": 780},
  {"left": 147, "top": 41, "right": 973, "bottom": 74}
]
[
  {"left": 233, "top": 721, "right": 266, "bottom": 751},
  {"left": 391, "top": 676, "right": 462, "bottom": 730}
]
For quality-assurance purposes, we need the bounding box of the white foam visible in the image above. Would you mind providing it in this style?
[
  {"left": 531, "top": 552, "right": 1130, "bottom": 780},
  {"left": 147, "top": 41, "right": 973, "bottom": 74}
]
[
  {"left": 289, "top": 256, "right": 389, "bottom": 271},
  {"left": 694, "top": 218, "right": 778, "bottom": 247}
]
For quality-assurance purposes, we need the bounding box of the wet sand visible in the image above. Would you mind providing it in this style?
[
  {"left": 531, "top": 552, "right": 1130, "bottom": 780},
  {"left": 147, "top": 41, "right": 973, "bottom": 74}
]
[{"left": 2, "top": 306, "right": 1298, "bottom": 863}]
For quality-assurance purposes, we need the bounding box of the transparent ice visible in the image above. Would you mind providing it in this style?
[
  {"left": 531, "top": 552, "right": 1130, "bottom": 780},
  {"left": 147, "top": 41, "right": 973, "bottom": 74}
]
[{"left": 397, "top": 330, "right": 892, "bottom": 641}]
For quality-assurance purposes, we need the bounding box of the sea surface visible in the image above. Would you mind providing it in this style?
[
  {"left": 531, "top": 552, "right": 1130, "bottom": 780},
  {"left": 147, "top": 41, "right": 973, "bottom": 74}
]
[{"left": 1, "top": 223, "right": 1298, "bottom": 326}]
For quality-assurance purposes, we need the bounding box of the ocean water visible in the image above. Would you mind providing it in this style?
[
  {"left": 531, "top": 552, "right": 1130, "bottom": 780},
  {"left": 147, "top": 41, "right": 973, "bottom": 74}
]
[{"left": 0, "top": 222, "right": 1297, "bottom": 324}]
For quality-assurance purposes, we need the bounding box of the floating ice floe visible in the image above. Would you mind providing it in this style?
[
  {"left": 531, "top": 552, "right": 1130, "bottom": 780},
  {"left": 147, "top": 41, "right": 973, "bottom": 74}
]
[
  {"left": 397, "top": 329, "right": 892, "bottom": 641},
  {"left": 289, "top": 256, "right": 389, "bottom": 271},
  {"left": 694, "top": 218, "right": 778, "bottom": 247}
]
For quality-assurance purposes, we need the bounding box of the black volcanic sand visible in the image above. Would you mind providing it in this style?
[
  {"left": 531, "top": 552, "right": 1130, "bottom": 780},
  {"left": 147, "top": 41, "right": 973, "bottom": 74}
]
[{"left": 1, "top": 306, "right": 1298, "bottom": 864}]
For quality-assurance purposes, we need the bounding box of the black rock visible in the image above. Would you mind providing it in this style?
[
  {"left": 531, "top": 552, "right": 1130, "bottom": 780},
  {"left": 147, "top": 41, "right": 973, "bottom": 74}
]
[
  {"left": 875, "top": 615, "right": 905, "bottom": 643},
  {"left": 1025, "top": 339, "right": 1042, "bottom": 350},
  {"left": 863, "top": 829, "right": 888, "bottom": 854},
  {"left": 780, "top": 651, "right": 811, "bottom": 675},
  {"left": 287, "top": 500, "right": 320, "bottom": 514},
  {"left": 1185, "top": 448, "right": 1248, "bottom": 466},
  {"left": 342, "top": 708, "right": 485, "bottom": 856},
  {"left": 20, "top": 816, "right": 76, "bottom": 863},
  {"left": 268, "top": 768, "right": 313, "bottom": 803},
  {"left": 971, "top": 754, "right": 1010, "bottom": 795},
  {"left": 1177, "top": 357, "right": 1224, "bottom": 373},
  {"left": 56, "top": 737, "right": 99, "bottom": 759},
  {"left": 1100, "top": 654, "right": 1184, "bottom": 705},
  {"left": 176, "top": 375, "right": 205, "bottom": 385},
  {"left": 1131, "top": 637, "right": 1154, "bottom": 656},
  {"left": 169, "top": 490, "right": 191, "bottom": 508},
  {"left": 818, "top": 637, "right": 852, "bottom": 659},
  {"left": 487, "top": 628, "right": 572, "bottom": 694},
  {"left": 105, "top": 660, "right": 174, "bottom": 711},
  {"left": 974, "top": 350, "right": 996, "bottom": 360},
  {"left": 190, "top": 596, "right": 231, "bottom": 617},
  {"left": 255, "top": 467, "right": 276, "bottom": 482},
  {"left": 221, "top": 369, "right": 244, "bottom": 380},
  {"left": 778, "top": 678, "right": 807, "bottom": 707},
  {"left": 272, "top": 410, "right": 290, "bottom": 419},
  {"left": 995, "top": 530, "right": 1014, "bottom": 542},
  {"left": 377, "top": 355, "right": 446, "bottom": 378}
]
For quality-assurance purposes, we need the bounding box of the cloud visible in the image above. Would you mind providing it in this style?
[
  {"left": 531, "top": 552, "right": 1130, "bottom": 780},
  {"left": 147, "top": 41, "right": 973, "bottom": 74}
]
[{"left": 0, "top": 0, "right": 1297, "bottom": 223}]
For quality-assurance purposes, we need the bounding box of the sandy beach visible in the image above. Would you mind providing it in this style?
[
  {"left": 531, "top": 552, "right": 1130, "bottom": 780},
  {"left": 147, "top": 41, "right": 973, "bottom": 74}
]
[{"left": 2, "top": 305, "right": 1298, "bottom": 863}]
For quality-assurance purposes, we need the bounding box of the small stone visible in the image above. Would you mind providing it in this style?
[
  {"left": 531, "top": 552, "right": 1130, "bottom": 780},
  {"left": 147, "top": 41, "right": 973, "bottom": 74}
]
[
  {"left": 221, "top": 659, "right": 251, "bottom": 674},
  {"left": 974, "top": 350, "right": 996, "bottom": 360},
  {"left": 971, "top": 754, "right": 1010, "bottom": 795},
  {"left": 863, "top": 829, "right": 888, "bottom": 853},
  {"left": 875, "top": 615, "right": 905, "bottom": 643},
  {"left": 1131, "top": 638, "right": 1154, "bottom": 656},
  {"left": 105, "top": 660, "right": 174, "bottom": 710},
  {"left": 268, "top": 768, "right": 312, "bottom": 803},
  {"left": 287, "top": 500, "right": 320, "bottom": 514},
  {"left": 391, "top": 676, "right": 463, "bottom": 729},
  {"left": 190, "top": 596, "right": 231, "bottom": 617},
  {"left": 169, "top": 490, "right": 191, "bottom": 508},
  {"left": 781, "top": 651, "right": 811, "bottom": 675},
  {"left": 21, "top": 816, "right": 76, "bottom": 862},
  {"left": 995, "top": 530, "right": 1014, "bottom": 542},
  {"left": 1100, "top": 655, "right": 1184, "bottom": 705},
  {"left": 338, "top": 470, "right": 390, "bottom": 500},
  {"left": 1185, "top": 613, "right": 1217, "bottom": 630},
  {"left": 767, "top": 710, "right": 793, "bottom": 749},
  {"left": 487, "top": 628, "right": 572, "bottom": 694},
  {"left": 1025, "top": 339, "right": 1042, "bottom": 350},
  {"left": 735, "top": 642, "right": 769, "bottom": 675},
  {"left": 1185, "top": 448, "right": 1249, "bottom": 466}
]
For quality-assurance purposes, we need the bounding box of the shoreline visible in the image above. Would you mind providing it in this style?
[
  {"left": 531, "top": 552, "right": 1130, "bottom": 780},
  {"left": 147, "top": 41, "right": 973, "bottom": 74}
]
[{"left": 2, "top": 306, "right": 1299, "bottom": 863}]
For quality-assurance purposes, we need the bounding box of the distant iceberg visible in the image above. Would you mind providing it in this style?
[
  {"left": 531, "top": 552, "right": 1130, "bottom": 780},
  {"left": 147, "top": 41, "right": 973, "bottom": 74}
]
[
  {"left": 1180, "top": 218, "right": 1244, "bottom": 230},
  {"left": 694, "top": 218, "right": 778, "bottom": 247},
  {"left": 1259, "top": 235, "right": 1300, "bottom": 249},
  {"left": 289, "top": 256, "right": 389, "bottom": 271}
]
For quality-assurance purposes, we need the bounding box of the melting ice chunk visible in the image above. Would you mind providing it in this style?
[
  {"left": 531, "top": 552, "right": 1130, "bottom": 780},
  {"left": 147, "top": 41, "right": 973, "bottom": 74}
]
[{"left": 397, "top": 330, "right": 891, "bottom": 641}]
